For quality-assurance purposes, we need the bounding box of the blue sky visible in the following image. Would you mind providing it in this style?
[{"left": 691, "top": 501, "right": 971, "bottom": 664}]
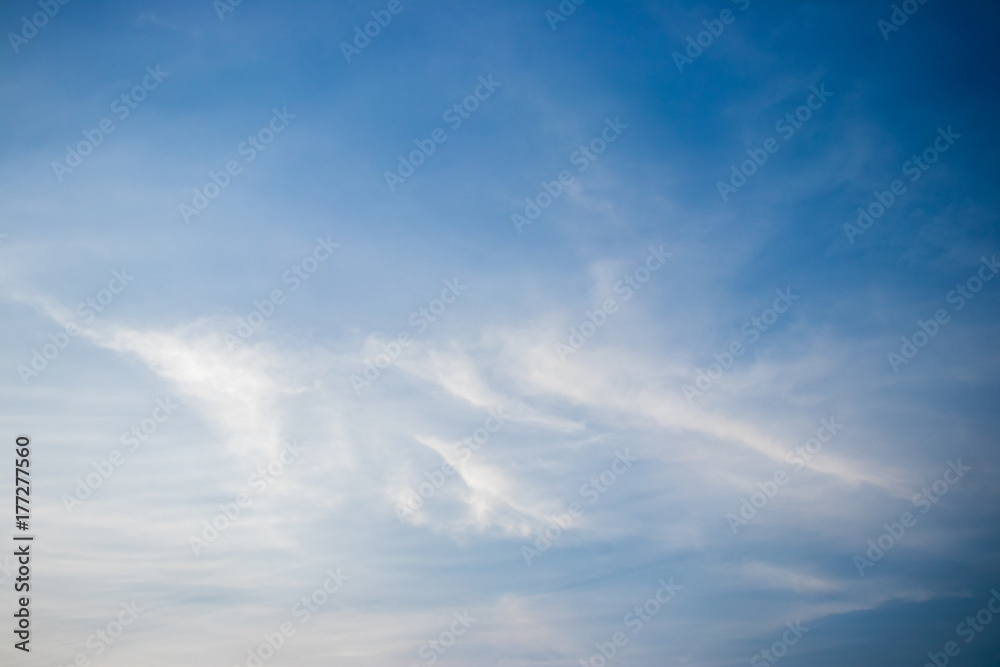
[{"left": 2, "top": 0, "right": 1000, "bottom": 665}]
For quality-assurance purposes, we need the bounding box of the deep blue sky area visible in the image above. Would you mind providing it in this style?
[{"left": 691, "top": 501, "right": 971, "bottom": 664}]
[{"left": 1, "top": 1, "right": 999, "bottom": 666}]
